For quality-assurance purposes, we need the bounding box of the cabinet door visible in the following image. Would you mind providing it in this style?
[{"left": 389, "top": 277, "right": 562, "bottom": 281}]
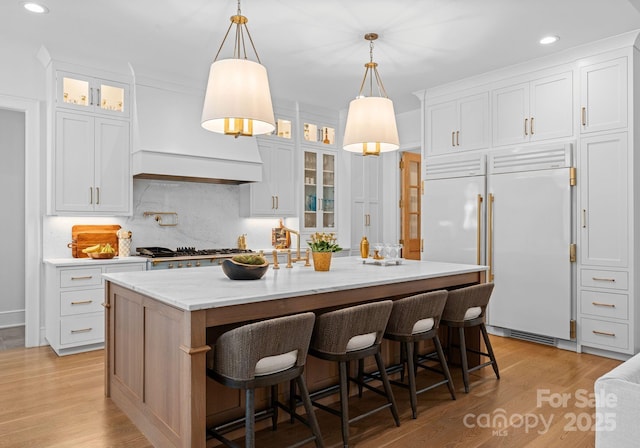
[
  {"left": 272, "top": 145, "right": 295, "bottom": 216},
  {"left": 580, "top": 57, "right": 627, "bottom": 134},
  {"left": 579, "top": 133, "right": 628, "bottom": 267},
  {"left": 250, "top": 145, "right": 277, "bottom": 215},
  {"left": 55, "top": 112, "right": 95, "bottom": 212},
  {"left": 492, "top": 82, "right": 529, "bottom": 146},
  {"left": 320, "top": 152, "right": 336, "bottom": 230},
  {"left": 57, "top": 71, "right": 129, "bottom": 117},
  {"left": 458, "top": 92, "right": 489, "bottom": 150},
  {"left": 303, "top": 150, "right": 319, "bottom": 229},
  {"left": 95, "top": 78, "right": 130, "bottom": 117},
  {"left": 94, "top": 118, "right": 131, "bottom": 213},
  {"left": 530, "top": 72, "right": 573, "bottom": 142},
  {"left": 426, "top": 101, "right": 456, "bottom": 154}
]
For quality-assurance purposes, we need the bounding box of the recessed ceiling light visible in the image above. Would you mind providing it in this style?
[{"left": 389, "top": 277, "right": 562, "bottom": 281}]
[
  {"left": 539, "top": 35, "right": 559, "bottom": 45},
  {"left": 23, "top": 2, "right": 49, "bottom": 14}
]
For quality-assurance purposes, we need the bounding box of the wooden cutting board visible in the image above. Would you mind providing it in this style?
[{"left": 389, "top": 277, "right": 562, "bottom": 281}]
[{"left": 70, "top": 225, "right": 121, "bottom": 258}]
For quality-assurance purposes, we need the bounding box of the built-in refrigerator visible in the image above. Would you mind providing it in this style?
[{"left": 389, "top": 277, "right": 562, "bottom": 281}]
[{"left": 423, "top": 143, "right": 574, "bottom": 340}]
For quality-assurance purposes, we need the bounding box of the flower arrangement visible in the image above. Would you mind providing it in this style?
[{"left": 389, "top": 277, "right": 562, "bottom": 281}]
[{"left": 307, "top": 232, "right": 342, "bottom": 253}]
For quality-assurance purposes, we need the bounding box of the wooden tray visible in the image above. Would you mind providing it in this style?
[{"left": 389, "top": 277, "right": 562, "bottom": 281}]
[{"left": 69, "top": 225, "right": 121, "bottom": 258}]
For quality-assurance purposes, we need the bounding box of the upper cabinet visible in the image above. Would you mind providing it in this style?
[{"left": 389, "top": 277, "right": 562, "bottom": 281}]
[
  {"left": 47, "top": 63, "right": 132, "bottom": 215},
  {"left": 302, "top": 148, "right": 336, "bottom": 235},
  {"left": 350, "top": 154, "right": 382, "bottom": 248},
  {"left": 579, "top": 57, "right": 627, "bottom": 134},
  {"left": 57, "top": 71, "right": 130, "bottom": 118},
  {"left": 426, "top": 92, "right": 489, "bottom": 154},
  {"left": 492, "top": 71, "right": 572, "bottom": 147}
]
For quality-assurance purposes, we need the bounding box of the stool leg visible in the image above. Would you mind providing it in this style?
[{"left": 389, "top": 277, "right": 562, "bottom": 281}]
[
  {"left": 458, "top": 327, "right": 470, "bottom": 393},
  {"left": 405, "top": 341, "right": 418, "bottom": 419},
  {"left": 374, "top": 352, "right": 400, "bottom": 427},
  {"left": 447, "top": 325, "right": 453, "bottom": 360},
  {"left": 297, "top": 375, "right": 324, "bottom": 448},
  {"left": 338, "top": 361, "right": 350, "bottom": 448},
  {"left": 434, "top": 335, "right": 456, "bottom": 400},
  {"left": 399, "top": 342, "right": 406, "bottom": 382},
  {"left": 357, "top": 358, "right": 364, "bottom": 398},
  {"left": 289, "top": 380, "right": 296, "bottom": 424},
  {"left": 480, "top": 323, "right": 500, "bottom": 379},
  {"left": 246, "top": 388, "right": 255, "bottom": 448},
  {"left": 270, "top": 385, "right": 278, "bottom": 430}
]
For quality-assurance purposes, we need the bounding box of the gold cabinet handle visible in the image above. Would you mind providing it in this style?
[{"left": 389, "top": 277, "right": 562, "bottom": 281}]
[
  {"left": 488, "top": 193, "right": 494, "bottom": 281},
  {"left": 592, "top": 277, "right": 616, "bottom": 282},
  {"left": 530, "top": 117, "right": 535, "bottom": 135},
  {"left": 476, "top": 194, "right": 483, "bottom": 265},
  {"left": 271, "top": 196, "right": 275, "bottom": 209},
  {"left": 96, "top": 187, "right": 100, "bottom": 205},
  {"left": 524, "top": 118, "right": 528, "bottom": 136},
  {"left": 101, "top": 302, "right": 111, "bottom": 308},
  {"left": 593, "top": 330, "right": 615, "bottom": 337},
  {"left": 71, "top": 276, "right": 93, "bottom": 281},
  {"left": 581, "top": 107, "right": 586, "bottom": 126},
  {"left": 71, "top": 300, "right": 93, "bottom": 305},
  {"left": 581, "top": 209, "right": 586, "bottom": 228},
  {"left": 89, "top": 187, "right": 93, "bottom": 204},
  {"left": 451, "top": 131, "right": 455, "bottom": 147},
  {"left": 275, "top": 195, "right": 279, "bottom": 210},
  {"left": 592, "top": 302, "right": 616, "bottom": 308},
  {"left": 89, "top": 87, "right": 94, "bottom": 106},
  {"left": 71, "top": 328, "right": 93, "bottom": 334},
  {"left": 456, "top": 130, "right": 460, "bottom": 146}
]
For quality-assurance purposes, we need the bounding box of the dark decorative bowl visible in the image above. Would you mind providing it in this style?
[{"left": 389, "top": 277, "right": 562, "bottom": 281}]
[{"left": 221, "top": 258, "right": 269, "bottom": 280}]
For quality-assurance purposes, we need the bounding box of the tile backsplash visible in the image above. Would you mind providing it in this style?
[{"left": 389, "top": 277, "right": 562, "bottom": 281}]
[{"left": 43, "top": 179, "right": 290, "bottom": 259}]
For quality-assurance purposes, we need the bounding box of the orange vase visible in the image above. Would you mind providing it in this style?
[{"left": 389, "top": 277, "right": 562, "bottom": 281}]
[{"left": 312, "top": 252, "right": 332, "bottom": 271}]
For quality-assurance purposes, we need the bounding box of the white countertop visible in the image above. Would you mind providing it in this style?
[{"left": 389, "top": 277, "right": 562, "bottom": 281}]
[
  {"left": 44, "top": 256, "right": 148, "bottom": 266},
  {"left": 102, "top": 256, "right": 488, "bottom": 312}
]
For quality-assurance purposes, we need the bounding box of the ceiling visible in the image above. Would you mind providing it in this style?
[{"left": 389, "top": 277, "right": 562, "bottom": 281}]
[{"left": 2, "top": 0, "right": 640, "bottom": 113}]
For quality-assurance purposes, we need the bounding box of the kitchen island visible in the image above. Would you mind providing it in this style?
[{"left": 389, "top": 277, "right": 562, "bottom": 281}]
[{"left": 103, "top": 257, "right": 487, "bottom": 448}]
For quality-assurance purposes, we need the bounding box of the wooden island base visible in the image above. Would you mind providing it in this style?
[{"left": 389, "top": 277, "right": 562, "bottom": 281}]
[{"left": 105, "top": 262, "right": 486, "bottom": 447}]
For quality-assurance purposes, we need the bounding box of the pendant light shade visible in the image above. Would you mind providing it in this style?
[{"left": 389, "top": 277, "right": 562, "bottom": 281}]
[
  {"left": 343, "top": 33, "right": 399, "bottom": 156},
  {"left": 201, "top": 1, "right": 275, "bottom": 137}
]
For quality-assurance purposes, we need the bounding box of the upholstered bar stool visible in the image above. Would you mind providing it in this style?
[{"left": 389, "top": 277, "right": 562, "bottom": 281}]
[
  {"left": 308, "top": 300, "right": 399, "bottom": 448},
  {"left": 383, "top": 290, "right": 456, "bottom": 418},
  {"left": 207, "top": 312, "right": 323, "bottom": 448},
  {"left": 441, "top": 282, "right": 499, "bottom": 393}
]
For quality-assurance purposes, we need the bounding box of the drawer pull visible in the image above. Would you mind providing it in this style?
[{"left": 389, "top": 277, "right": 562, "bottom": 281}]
[
  {"left": 592, "top": 302, "right": 615, "bottom": 308},
  {"left": 70, "top": 328, "right": 93, "bottom": 334},
  {"left": 101, "top": 302, "right": 111, "bottom": 308},
  {"left": 71, "top": 276, "right": 93, "bottom": 281},
  {"left": 592, "top": 277, "right": 616, "bottom": 282},
  {"left": 592, "top": 330, "right": 615, "bottom": 337},
  {"left": 71, "top": 300, "right": 93, "bottom": 305}
]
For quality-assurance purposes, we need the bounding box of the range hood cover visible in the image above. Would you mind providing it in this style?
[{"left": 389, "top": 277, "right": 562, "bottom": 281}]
[{"left": 132, "top": 83, "right": 263, "bottom": 184}]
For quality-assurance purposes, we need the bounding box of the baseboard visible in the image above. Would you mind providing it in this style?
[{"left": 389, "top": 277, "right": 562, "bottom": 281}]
[{"left": 0, "top": 310, "right": 25, "bottom": 328}]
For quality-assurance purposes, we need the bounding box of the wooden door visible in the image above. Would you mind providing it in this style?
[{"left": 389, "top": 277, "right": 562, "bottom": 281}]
[{"left": 401, "top": 152, "right": 421, "bottom": 260}]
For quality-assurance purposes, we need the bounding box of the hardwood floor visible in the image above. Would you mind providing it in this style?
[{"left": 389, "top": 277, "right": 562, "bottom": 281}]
[
  {"left": 0, "top": 326, "right": 24, "bottom": 351},
  {"left": 0, "top": 336, "right": 621, "bottom": 447}
]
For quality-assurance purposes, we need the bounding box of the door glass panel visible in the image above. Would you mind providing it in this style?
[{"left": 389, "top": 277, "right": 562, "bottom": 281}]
[
  {"left": 303, "top": 123, "right": 318, "bottom": 142},
  {"left": 410, "top": 161, "right": 419, "bottom": 185},
  {"left": 321, "top": 126, "right": 335, "bottom": 145},
  {"left": 409, "top": 188, "right": 419, "bottom": 213},
  {"left": 410, "top": 215, "right": 419, "bottom": 239},
  {"left": 276, "top": 119, "right": 291, "bottom": 139},
  {"left": 323, "top": 153, "right": 335, "bottom": 228},
  {"left": 63, "top": 77, "right": 89, "bottom": 106},
  {"left": 304, "top": 151, "right": 317, "bottom": 228},
  {"left": 99, "top": 84, "right": 125, "bottom": 112}
]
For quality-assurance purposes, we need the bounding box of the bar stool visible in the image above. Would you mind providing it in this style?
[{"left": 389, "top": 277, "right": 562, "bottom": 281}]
[
  {"left": 441, "top": 282, "right": 499, "bottom": 393},
  {"left": 206, "top": 312, "right": 323, "bottom": 448},
  {"left": 308, "top": 300, "right": 399, "bottom": 448},
  {"left": 383, "top": 290, "right": 456, "bottom": 418}
]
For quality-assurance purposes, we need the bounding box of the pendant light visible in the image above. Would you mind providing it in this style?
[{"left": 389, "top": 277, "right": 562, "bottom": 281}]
[
  {"left": 343, "top": 33, "right": 399, "bottom": 156},
  {"left": 201, "top": 0, "right": 275, "bottom": 137}
]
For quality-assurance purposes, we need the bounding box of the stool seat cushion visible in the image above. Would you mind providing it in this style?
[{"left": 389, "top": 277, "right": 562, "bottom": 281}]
[
  {"left": 411, "top": 317, "right": 435, "bottom": 334},
  {"left": 464, "top": 306, "right": 482, "bottom": 320},
  {"left": 254, "top": 349, "right": 299, "bottom": 376},
  {"left": 346, "top": 332, "right": 377, "bottom": 351}
]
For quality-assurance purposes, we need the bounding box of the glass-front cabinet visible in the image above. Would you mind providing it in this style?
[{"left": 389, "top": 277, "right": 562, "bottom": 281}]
[
  {"left": 303, "top": 149, "right": 336, "bottom": 232},
  {"left": 57, "top": 71, "right": 130, "bottom": 117}
]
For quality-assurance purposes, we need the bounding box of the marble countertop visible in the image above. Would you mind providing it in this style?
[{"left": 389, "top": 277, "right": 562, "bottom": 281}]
[
  {"left": 44, "top": 256, "right": 148, "bottom": 266},
  {"left": 103, "top": 256, "right": 488, "bottom": 312}
]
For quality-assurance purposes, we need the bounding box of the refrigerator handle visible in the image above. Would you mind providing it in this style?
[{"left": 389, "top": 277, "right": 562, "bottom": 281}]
[
  {"left": 488, "top": 193, "right": 495, "bottom": 281},
  {"left": 477, "top": 194, "right": 483, "bottom": 265}
]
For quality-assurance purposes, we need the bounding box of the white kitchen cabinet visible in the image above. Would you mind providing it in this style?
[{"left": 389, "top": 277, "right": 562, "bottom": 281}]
[
  {"left": 579, "top": 57, "right": 627, "bottom": 134},
  {"left": 302, "top": 148, "right": 337, "bottom": 235},
  {"left": 240, "top": 139, "right": 295, "bottom": 217},
  {"left": 44, "top": 259, "right": 146, "bottom": 356},
  {"left": 351, "top": 154, "right": 382, "bottom": 251},
  {"left": 56, "top": 71, "right": 130, "bottom": 118},
  {"left": 54, "top": 111, "right": 131, "bottom": 214},
  {"left": 579, "top": 132, "right": 628, "bottom": 267},
  {"left": 426, "top": 92, "right": 489, "bottom": 154},
  {"left": 492, "top": 71, "right": 572, "bottom": 146}
]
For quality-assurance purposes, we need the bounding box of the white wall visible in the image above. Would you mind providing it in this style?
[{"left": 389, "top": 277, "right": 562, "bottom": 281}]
[{"left": 0, "top": 109, "right": 26, "bottom": 328}]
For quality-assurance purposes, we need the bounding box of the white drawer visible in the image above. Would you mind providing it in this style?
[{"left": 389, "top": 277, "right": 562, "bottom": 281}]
[
  {"left": 580, "top": 318, "right": 629, "bottom": 350},
  {"left": 104, "top": 264, "right": 145, "bottom": 273},
  {"left": 60, "top": 288, "right": 104, "bottom": 316},
  {"left": 581, "top": 269, "right": 628, "bottom": 291},
  {"left": 60, "top": 314, "right": 104, "bottom": 345},
  {"left": 580, "top": 290, "right": 628, "bottom": 320},
  {"left": 60, "top": 267, "right": 102, "bottom": 288}
]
